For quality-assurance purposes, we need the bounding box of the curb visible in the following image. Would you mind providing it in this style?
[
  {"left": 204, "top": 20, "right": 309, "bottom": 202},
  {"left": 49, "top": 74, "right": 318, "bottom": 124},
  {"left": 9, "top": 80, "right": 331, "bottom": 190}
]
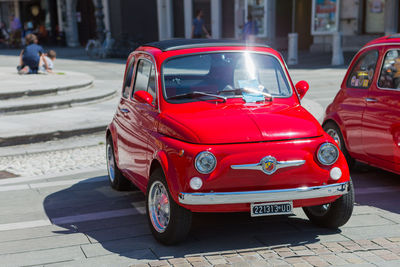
[
  {"left": 0, "top": 125, "right": 108, "bottom": 147},
  {"left": 0, "top": 80, "right": 94, "bottom": 100},
  {"left": 0, "top": 168, "right": 107, "bottom": 186},
  {"left": 0, "top": 90, "right": 116, "bottom": 115}
]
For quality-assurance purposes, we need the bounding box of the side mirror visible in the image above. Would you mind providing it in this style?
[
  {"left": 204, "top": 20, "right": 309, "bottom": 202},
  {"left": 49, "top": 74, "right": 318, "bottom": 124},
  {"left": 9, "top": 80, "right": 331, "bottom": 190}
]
[
  {"left": 134, "top": 90, "right": 153, "bottom": 105},
  {"left": 295, "top": 80, "right": 309, "bottom": 100}
]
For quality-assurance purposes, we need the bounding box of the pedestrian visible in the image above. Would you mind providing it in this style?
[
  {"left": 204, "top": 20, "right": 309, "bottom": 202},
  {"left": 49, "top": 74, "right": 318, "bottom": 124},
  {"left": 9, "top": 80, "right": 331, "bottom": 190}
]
[
  {"left": 9, "top": 14, "right": 22, "bottom": 47},
  {"left": 191, "top": 9, "right": 210, "bottom": 39},
  {"left": 242, "top": 14, "right": 258, "bottom": 43},
  {"left": 17, "top": 34, "right": 45, "bottom": 74},
  {"left": 0, "top": 21, "right": 9, "bottom": 47},
  {"left": 39, "top": 50, "right": 57, "bottom": 73}
]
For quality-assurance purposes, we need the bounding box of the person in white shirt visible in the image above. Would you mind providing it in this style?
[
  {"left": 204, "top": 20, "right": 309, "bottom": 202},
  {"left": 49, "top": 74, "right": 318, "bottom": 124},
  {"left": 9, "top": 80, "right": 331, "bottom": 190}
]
[{"left": 39, "top": 50, "right": 56, "bottom": 73}]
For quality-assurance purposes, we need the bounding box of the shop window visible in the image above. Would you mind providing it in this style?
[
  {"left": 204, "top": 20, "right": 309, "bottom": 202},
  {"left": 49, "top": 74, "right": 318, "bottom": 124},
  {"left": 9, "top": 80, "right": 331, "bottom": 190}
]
[
  {"left": 364, "top": 0, "right": 385, "bottom": 34},
  {"left": 347, "top": 50, "right": 378, "bottom": 89},
  {"left": 246, "top": 0, "right": 267, "bottom": 37},
  {"left": 378, "top": 50, "right": 400, "bottom": 89}
]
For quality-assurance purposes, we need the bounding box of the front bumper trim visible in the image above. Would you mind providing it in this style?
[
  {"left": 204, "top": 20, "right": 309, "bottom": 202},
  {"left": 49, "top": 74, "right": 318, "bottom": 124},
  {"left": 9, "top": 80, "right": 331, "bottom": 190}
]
[{"left": 178, "top": 182, "right": 349, "bottom": 205}]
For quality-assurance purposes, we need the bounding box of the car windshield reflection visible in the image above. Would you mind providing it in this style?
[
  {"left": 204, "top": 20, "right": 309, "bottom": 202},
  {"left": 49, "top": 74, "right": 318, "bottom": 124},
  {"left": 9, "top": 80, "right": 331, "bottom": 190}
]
[{"left": 162, "top": 52, "right": 292, "bottom": 103}]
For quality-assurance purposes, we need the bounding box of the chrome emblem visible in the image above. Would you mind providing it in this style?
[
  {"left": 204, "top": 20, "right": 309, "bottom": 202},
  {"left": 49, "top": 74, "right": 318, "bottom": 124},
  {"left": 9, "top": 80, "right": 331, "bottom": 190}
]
[
  {"left": 230, "top": 156, "right": 306, "bottom": 175},
  {"left": 261, "top": 156, "right": 277, "bottom": 175}
]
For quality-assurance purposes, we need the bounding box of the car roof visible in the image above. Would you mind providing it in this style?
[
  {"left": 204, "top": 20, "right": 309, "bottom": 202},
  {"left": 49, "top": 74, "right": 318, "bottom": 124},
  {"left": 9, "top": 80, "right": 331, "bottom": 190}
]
[
  {"left": 142, "top": 39, "right": 271, "bottom": 52},
  {"left": 363, "top": 34, "right": 400, "bottom": 48}
]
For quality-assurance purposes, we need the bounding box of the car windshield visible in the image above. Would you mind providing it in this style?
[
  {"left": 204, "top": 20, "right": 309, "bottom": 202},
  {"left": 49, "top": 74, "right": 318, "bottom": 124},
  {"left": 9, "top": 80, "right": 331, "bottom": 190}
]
[{"left": 162, "top": 52, "right": 292, "bottom": 103}]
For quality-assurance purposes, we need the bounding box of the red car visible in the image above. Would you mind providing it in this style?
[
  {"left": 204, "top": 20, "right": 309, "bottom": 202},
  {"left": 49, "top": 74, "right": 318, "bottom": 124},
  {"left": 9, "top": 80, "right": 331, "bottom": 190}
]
[
  {"left": 324, "top": 35, "right": 400, "bottom": 174},
  {"left": 106, "top": 39, "right": 353, "bottom": 244}
]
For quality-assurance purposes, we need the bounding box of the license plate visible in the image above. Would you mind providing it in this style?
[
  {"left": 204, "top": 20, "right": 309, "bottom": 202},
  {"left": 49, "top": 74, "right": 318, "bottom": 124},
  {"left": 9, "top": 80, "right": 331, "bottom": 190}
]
[{"left": 251, "top": 201, "right": 293, "bottom": 217}]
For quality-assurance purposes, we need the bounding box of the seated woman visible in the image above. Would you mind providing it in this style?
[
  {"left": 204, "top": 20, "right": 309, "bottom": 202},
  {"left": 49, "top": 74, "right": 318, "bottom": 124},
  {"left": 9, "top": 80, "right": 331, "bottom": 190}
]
[{"left": 17, "top": 34, "right": 44, "bottom": 74}]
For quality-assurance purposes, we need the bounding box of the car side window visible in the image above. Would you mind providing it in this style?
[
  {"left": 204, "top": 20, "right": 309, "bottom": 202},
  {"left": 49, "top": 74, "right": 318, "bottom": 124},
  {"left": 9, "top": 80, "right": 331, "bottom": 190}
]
[
  {"left": 122, "top": 58, "right": 135, "bottom": 98},
  {"left": 378, "top": 50, "right": 400, "bottom": 89},
  {"left": 148, "top": 66, "right": 156, "bottom": 105},
  {"left": 133, "top": 59, "right": 157, "bottom": 105},
  {"left": 133, "top": 59, "right": 152, "bottom": 94},
  {"left": 347, "top": 50, "right": 379, "bottom": 89}
]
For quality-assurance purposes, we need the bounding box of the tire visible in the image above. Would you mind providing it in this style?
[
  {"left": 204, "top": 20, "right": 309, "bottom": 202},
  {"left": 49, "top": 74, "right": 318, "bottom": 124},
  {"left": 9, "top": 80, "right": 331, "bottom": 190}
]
[
  {"left": 303, "top": 179, "right": 354, "bottom": 228},
  {"left": 146, "top": 168, "right": 192, "bottom": 245},
  {"left": 106, "top": 136, "right": 131, "bottom": 191},
  {"left": 323, "top": 121, "right": 355, "bottom": 169}
]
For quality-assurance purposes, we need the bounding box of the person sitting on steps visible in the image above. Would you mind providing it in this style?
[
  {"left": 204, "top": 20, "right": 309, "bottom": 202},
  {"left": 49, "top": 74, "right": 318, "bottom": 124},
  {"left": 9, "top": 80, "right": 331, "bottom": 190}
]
[{"left": 17, "top": 34, "right": 44, "bottom": 74}]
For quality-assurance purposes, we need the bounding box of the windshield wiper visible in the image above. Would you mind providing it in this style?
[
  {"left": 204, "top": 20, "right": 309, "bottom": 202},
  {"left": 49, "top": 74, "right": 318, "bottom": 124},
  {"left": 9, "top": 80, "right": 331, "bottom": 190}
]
[
  {"left": 217, "top": 88, "right": 273, "bottom": 100},
  {"left": 167, "top": 91, "right": 227, "bottom": 102}
]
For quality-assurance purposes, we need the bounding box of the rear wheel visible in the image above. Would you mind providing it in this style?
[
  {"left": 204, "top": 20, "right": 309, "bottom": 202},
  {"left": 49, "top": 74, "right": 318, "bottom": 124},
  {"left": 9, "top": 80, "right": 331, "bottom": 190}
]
[
  {"left": 106, "top": 136, "right": 131, "bottom": 191},
  {"left": 146, "top": 168, "right": 192, "bottom": 245},
  {"left": 323, "top": 121, "right": 355, "bottom": 169},
  {"left": 303, "top": 180, "right": 354, "bottom": 228}
]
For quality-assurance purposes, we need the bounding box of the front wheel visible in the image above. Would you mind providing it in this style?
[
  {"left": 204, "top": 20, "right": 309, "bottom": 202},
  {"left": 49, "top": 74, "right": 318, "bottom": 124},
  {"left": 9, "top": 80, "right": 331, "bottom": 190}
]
[
  {"left": 303, "top": 180, "right": 354, "bottom": 228},
  {"left": 146, "top": 168, "right": 192, "bottom": 245}
]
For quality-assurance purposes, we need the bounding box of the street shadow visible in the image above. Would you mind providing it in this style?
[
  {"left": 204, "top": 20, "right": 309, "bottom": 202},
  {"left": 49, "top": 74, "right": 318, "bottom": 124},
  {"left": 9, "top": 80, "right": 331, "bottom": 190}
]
[
  {"left": 43, "top": 175, "right": 343, "bottom": 260},
  {"left": 351, "top": 162, "right": 400, "bottom": 214}
]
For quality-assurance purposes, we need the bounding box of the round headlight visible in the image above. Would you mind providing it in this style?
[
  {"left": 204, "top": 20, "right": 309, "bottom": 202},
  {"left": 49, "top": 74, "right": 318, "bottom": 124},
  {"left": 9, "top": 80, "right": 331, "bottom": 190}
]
[
  {"left": 317, "top": 143, "right": 339, "bottom": 165},
  {"left": 195, "top": 151, "right": 217, "bottom": 174}
]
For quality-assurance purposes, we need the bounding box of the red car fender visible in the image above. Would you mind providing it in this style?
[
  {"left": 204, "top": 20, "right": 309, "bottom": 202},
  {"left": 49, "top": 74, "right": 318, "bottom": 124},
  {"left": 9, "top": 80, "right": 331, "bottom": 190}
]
[{"left": 153, "top": 149, "right": 181, "bottom": 203}]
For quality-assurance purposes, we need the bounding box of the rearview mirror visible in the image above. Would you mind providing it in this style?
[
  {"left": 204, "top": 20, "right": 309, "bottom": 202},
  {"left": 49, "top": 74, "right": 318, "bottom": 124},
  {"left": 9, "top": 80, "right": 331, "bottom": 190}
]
[
  {"left": 134, "top": 90, "right": 153, "bottom": 105},
  {"left": 295, "top": 80, "right": 309, "bottom": 100}
]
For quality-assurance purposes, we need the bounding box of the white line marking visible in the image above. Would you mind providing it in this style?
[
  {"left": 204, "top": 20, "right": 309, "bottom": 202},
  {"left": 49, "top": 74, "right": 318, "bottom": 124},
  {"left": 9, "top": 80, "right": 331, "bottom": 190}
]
[
  {"left": 0, "top": 208, "right": 144, "bottom": 232},
  {"left": 0, "top": 176, "right": 108, "bottom": 192},
  {"left": 51, "top": 208, "right": 141, "bottom": 225},
  {"left": 0, "top": 168, "right": 106, "bottom": 186},
  {"left": 356, "top": 186, "right": 400, "bottom": 195},
  {"left": 0, "top": 184, "right": 30, "bottom": 192},
  {"left": 131, "top": 201, "right": 146, "bottom": 215},
  {"left": 29, "top": 176, "right": 108, "bottom": 189},
  {"left": 0, "top": 219, "right": 51, "bottom": 231}
]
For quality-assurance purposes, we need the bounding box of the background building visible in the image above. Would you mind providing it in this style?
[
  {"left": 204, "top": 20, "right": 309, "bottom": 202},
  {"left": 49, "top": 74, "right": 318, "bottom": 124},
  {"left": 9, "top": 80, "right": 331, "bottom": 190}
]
[{"left": 0, "top": 0, "right": 398, "bottom": 54}]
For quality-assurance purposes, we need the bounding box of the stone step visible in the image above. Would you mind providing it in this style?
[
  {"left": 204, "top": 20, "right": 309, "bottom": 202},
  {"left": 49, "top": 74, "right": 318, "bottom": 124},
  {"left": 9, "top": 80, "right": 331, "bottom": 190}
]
[
  {"left": 0, "top": 96, "right": 120, "bottom": 147},
  {"left": 0, "top": 80, "right": 118, "bottom": 115},
  {"left": 0, "top": 67, "right": 94, "bottom": 100}
]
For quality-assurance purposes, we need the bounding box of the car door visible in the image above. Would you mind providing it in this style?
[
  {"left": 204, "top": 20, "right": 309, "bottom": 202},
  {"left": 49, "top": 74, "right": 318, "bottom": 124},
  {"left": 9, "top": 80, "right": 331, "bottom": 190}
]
[
  {"left": 114, "top": 54, "right": 136, "bottom": 171},
  {"left": 362, "top": 45, "right": 400, "bottom": 166},
  {"left": 338, "top": 48, "right": 379, "bottom": 157},
  {"left": 123, "top": 55, "right": 159, "bottom": 188}
]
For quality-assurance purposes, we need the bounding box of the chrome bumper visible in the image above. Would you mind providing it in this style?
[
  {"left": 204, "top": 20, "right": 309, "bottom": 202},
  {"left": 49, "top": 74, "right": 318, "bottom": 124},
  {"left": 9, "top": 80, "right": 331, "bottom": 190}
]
[{"left": 178, "top": 182, "right": 349, "bottom": 205}]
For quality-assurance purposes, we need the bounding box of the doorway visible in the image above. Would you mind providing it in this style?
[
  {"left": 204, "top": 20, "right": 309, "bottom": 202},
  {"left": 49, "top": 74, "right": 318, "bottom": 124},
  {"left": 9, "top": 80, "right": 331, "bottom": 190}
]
[
  {"left": 193, "top": 0, "right": 211, "bottom": 37},
  {"left": 76, "top": 0, "right": 97, "bottom": 46},
  {"left": 275, "top": 0, "right": 312, "bottom": 50}
]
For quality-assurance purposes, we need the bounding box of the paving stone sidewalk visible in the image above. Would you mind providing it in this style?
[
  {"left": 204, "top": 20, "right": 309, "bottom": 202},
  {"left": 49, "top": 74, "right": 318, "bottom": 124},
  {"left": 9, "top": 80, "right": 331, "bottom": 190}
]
[{"left": 129, "top": 237, "right": 400, "bottom": 266}]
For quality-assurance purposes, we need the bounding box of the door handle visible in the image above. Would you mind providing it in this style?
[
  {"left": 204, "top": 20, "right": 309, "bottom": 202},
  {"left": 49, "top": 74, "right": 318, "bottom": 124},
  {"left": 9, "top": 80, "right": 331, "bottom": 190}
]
[
  {"left": 120, "top": 108, "right": 130, "bottom": 113},
  {"left": 365, "top": 98, "right": 378, "bottom": 103}
]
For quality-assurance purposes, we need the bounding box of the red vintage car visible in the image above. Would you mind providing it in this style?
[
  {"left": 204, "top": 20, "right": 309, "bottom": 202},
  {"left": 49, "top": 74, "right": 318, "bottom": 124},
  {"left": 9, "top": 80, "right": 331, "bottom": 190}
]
[
  {"left": 106, "top": 39, "right": 353, "bottom": 244},
  {"left": 324, "top": 35, "right": 400, "bottom": 174}
]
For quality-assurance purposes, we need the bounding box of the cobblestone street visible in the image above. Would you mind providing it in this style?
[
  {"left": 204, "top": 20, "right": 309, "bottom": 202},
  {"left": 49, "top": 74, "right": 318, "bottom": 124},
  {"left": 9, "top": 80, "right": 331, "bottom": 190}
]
[{"left": 0, "top": 144, "right": 105, "bottom": 177}]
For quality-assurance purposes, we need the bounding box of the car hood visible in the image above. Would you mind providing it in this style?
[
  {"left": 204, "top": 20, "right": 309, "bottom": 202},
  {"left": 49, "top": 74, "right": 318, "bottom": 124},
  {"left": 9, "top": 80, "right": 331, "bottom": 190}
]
[{"left": 158, "top": 103, "right": 323, "bottom": 144}]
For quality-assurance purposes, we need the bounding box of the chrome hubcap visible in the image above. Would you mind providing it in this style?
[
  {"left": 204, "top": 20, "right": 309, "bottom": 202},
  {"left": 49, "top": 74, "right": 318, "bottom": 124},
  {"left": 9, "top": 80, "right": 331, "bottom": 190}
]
[
  {"left": 106, "top": 144, "right": 115, "bottom": 183},
  {"left": 326, "top": 129, "right": 341, "bottom": 149},
  {"left": 148, "top": 181, "right": 170, "bottom": 233}
]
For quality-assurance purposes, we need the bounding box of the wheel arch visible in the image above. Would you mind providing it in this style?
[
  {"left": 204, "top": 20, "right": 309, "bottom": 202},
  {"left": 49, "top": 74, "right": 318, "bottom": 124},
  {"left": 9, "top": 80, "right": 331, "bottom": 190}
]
[
  {"left": 106, "top": 124, "right": 120, "bottom": 166},
  {"left": 149, "top": 150, "right": 181, "bottom": 203},
  {"left": 322, "top": 117, "right": 351, "bottom": 154}
]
